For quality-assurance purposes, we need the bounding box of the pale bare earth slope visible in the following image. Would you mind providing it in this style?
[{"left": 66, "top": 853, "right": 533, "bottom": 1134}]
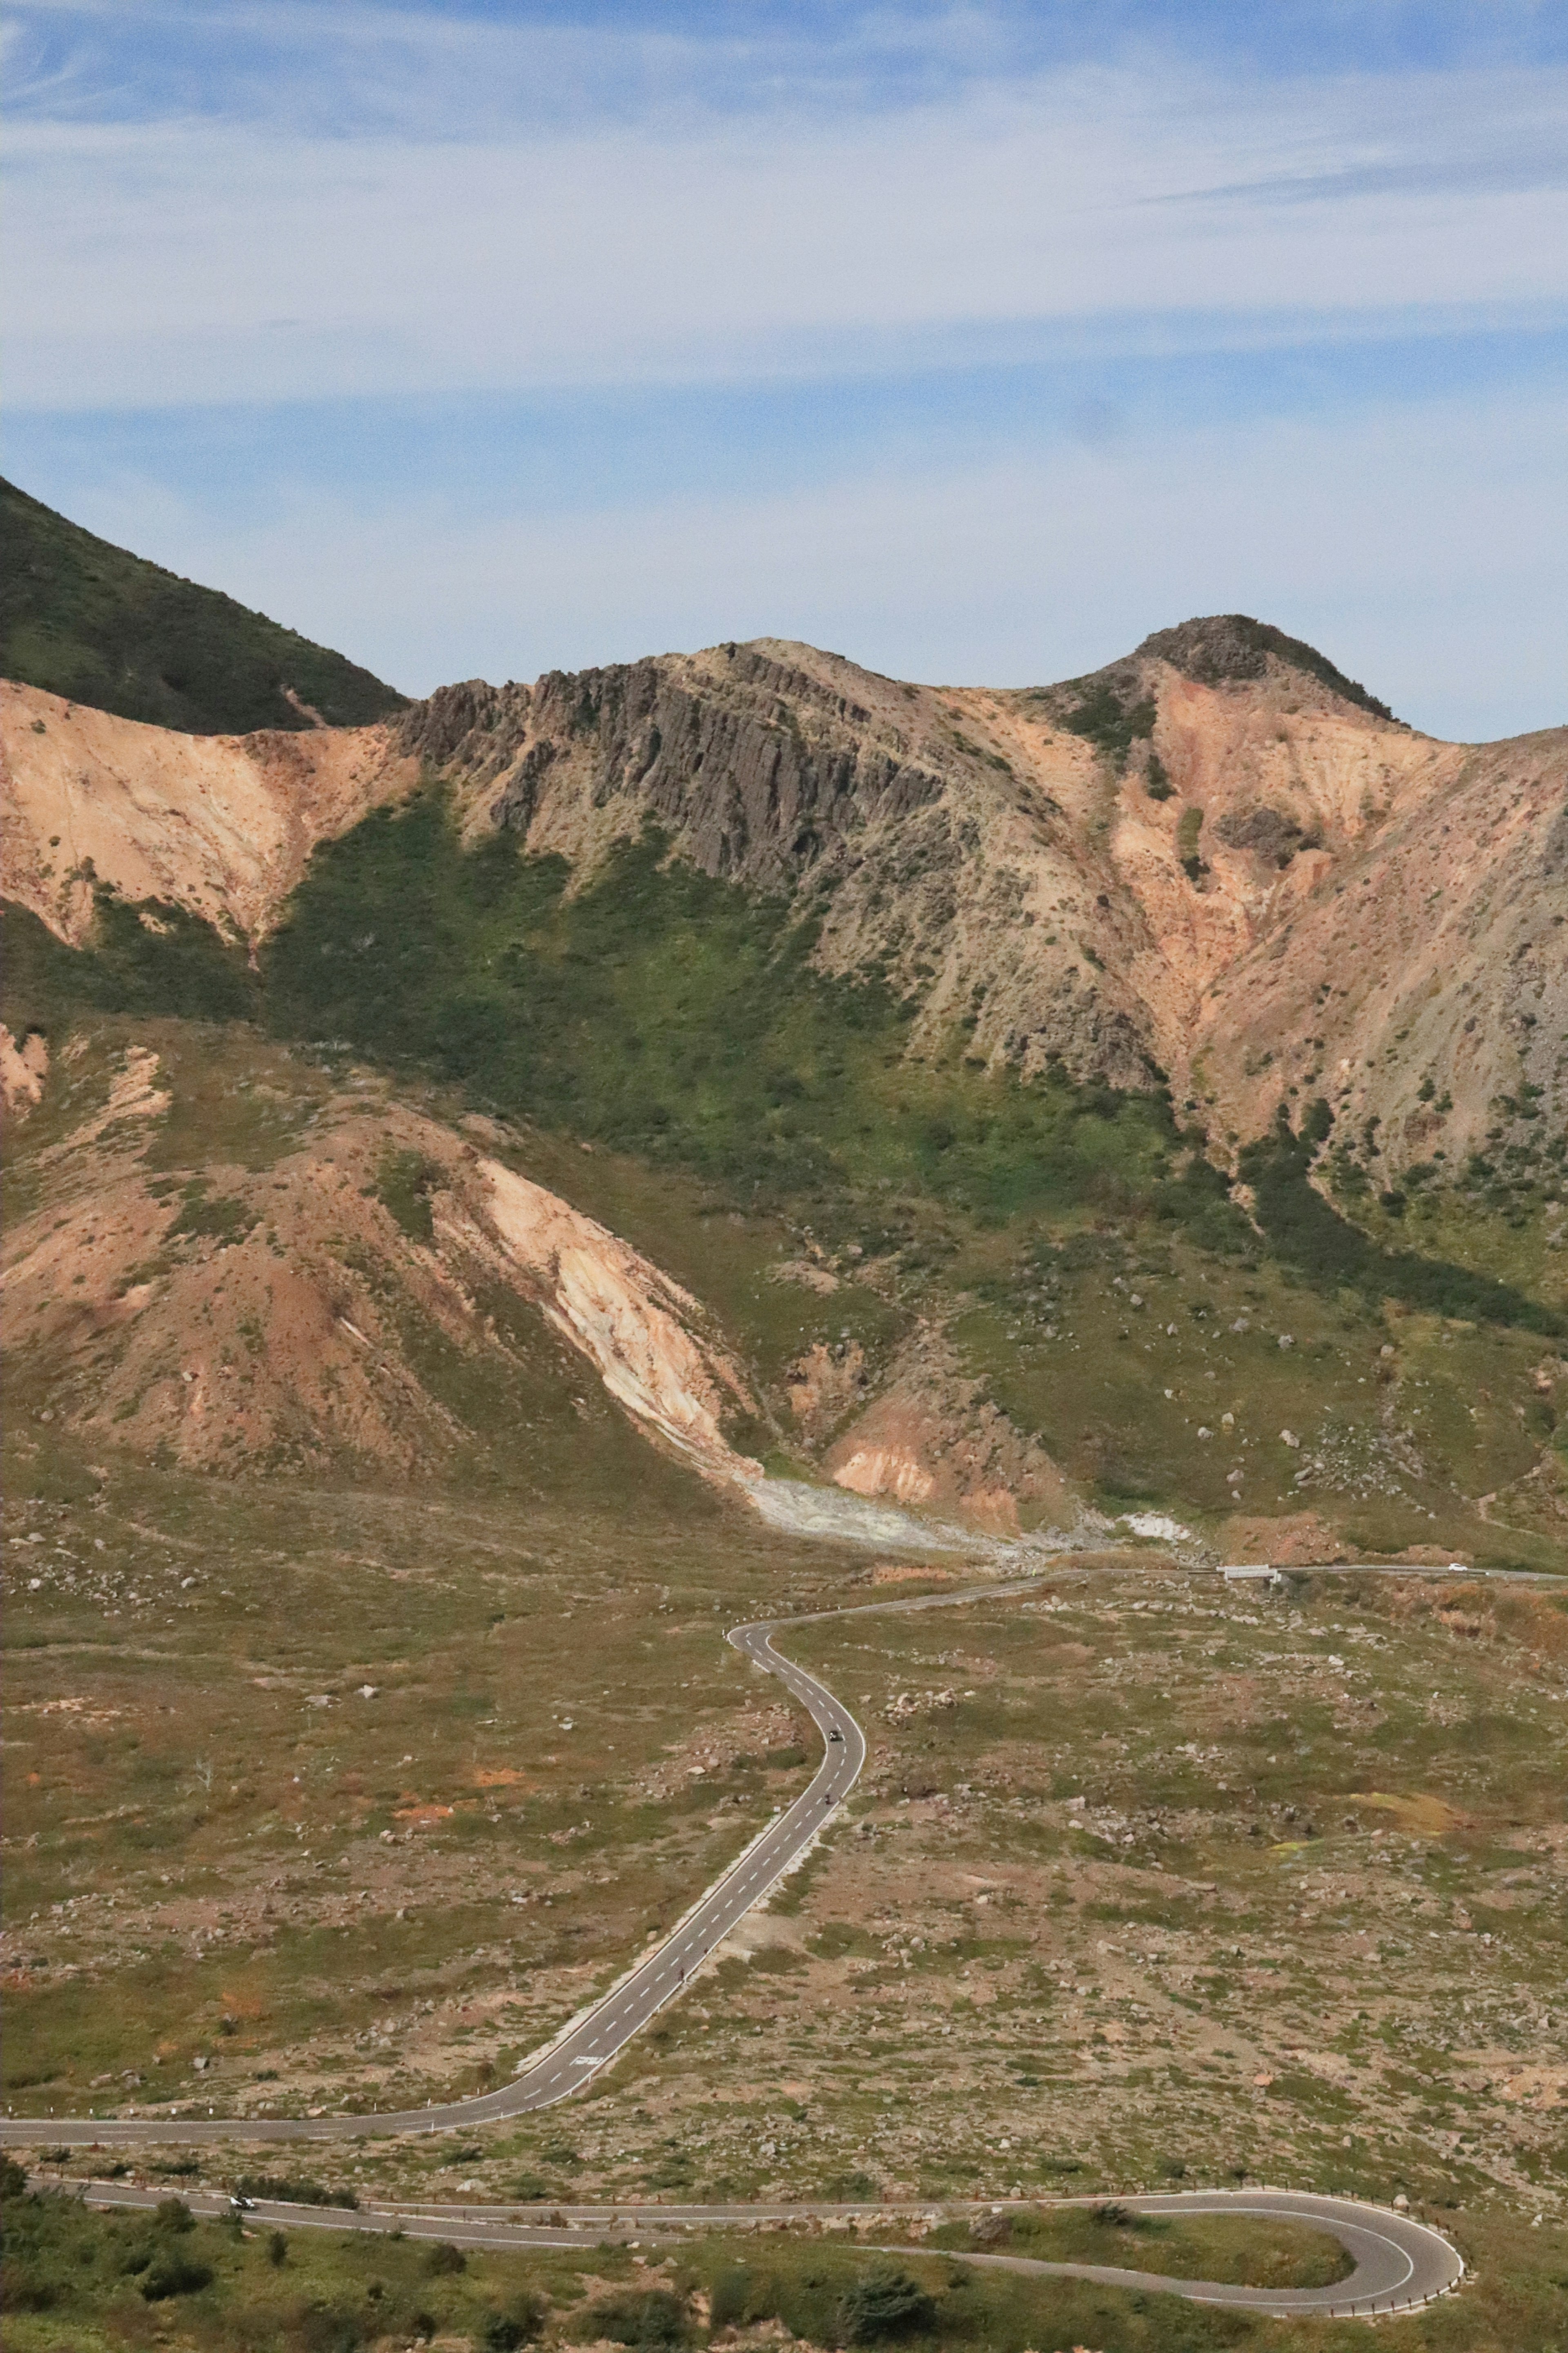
[
  {"left": 1, "top": 1042, "right": 761, "bottom": 1492},
  {"left": 0, "top": 680, "right": 413, "bottom": 945}
]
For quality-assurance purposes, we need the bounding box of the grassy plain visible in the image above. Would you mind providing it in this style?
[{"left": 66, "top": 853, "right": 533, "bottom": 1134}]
[{"left": 1, "top": 1437, "right": 850, "bottom": 2121}]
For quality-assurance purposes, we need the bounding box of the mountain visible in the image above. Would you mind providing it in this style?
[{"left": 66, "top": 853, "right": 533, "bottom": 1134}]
[
  {"left": 3, "top": 598, "right": 1564, "bottom": 1564},
  {"left": 12, "top": 609, "right": 1555, "bottom": 1187},
  {"left": 392, "top": 620, "right": 1564, "bottom": 1191},
  {"left": 0, "top": 477, "right": 407, "bottom": 736}
]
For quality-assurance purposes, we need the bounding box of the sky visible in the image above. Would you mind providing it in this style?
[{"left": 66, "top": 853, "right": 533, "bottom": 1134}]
[{"left": 4, "top": 1, "right": 1566, "bottom": 738}]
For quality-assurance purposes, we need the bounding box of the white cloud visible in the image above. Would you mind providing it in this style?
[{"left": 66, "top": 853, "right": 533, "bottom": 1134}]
[
  {"left": 87, "top": 386, "right": 1565, "bottom": 741},
  {"left": 6, "top": 58, "right": 1566, "bottom": 408}
]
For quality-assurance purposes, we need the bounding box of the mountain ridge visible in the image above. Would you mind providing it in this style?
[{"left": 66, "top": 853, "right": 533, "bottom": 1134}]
[
  {"left": 4, "top": 613, "right": 1563, "bottom": 1194},
  {"left": 0, "top": 476, "right": 407, "bottom": 737}
]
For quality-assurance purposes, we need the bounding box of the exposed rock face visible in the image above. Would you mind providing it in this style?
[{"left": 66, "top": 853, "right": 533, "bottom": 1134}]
[
  {"left": 0, "top": 1021, "right": 48, "bottom": 1117},
  {"left": 456, "top": 1156, "right": 759, "bottom": 1487},
  {"left": 401, "top": 645, "right": 950, "bottom": 894},
  {"left": 6, "top": 618, "right": 1563, "bottom": 1173},
  {"left": 392, "top": 626, "right": 1566, "bottom": 1173},
  {"left": 822, "top": 1327, "right": 1076, "bottom": 1535},
  {"left": 1, "top": 1048, "right": 761, "bottom": 1489}
]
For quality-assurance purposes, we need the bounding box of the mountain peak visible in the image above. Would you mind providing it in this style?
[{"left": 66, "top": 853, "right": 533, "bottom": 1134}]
[{"left": 1133, "top": 613, "right": 1397, "bottom": 723}]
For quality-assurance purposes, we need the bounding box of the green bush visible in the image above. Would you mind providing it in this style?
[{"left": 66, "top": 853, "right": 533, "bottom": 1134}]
[
  {"left": 1176, "top": 805, "right": 1205, "bottom": 879},
  {"left": 234, "top": 2172, "right": 359, "bottom": 2210},
  {"left": 1059, "top": 680, "right": 1157, "bottom": 759},
  {"left": 708, "top": 2261, "right": 753, "bottom": 2331},
  {"left": 375, "top": 1150, "right": 439, "bottom": 1243},
  {"left": 837, "top": 2262, "right": 938, "bottom": 2342},
  {"left": 140, "top": 2250, "right": 214, "bottom": 2300},
  {"left": 0, "top": 2262, "right": 58, "bottom": 2311},
  {"left": 0, "top": 892, "right": 254, "bottom": 1039},
  {"left": 1238, "top": 1120, "right": 1561, "bottom": 1336},
  {"left": 581, "top": 2286, "right": 690, "bottom": 2346},
  {"left": 481, "top": 2291, "right": 548, "bottom": 2350}
]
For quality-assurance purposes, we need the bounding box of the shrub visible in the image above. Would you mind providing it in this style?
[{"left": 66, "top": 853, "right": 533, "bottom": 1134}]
[
  {"left": 1238, "top": 1125, "right": 1562, "bottom": 1336},
  {"left": 581, "top": 2286, "right": 690, "bottom": 2346},
  {"left": 1, "top": 2263, "right": 58, "bottom": 2311},
  {"left": 424, "top": 2240, "right": 467, "bottom": 2275},
  {"left": 1059, "top": 681, "right": 1157, "bottom": 759},
  {"left": 837, "top": 2262, "right": 937, "bottom": 2342},
  {"left": 1176, "top": 805, "right": 1205, "bottom": 879},
  {"left": 234, "top": 2173, "right": 359, "bottom": 2209},
  {"left": 375, "top": 1149, "right": 439, "bottom": 1243},
  {"left": 154, "top": 2197, "right": 195, "bottom": 2234},
  {"left": 708, "top": 2262, "right": 753, "bottom": 2331},
  {"left": 481, "top": 2294, "right": 547, "bottom": 2351},
  {"left": 140, "top": 2250, "right": 214, "bottom": 2300}
]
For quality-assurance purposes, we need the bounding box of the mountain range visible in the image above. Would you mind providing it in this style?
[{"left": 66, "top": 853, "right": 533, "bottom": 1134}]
[{"left": 2, "top": 483, "right": 1563, "bottom": 1566}]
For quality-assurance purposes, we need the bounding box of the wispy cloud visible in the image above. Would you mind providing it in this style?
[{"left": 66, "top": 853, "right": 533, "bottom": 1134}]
[
  {"left": 4, "top": 2, "right": 1563, "bottom": 733},
  {"left": 7, "top": 49, "right": 1567, "bottom": 409}
]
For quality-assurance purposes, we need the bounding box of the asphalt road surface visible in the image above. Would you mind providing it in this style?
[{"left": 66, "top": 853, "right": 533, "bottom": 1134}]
[
  {"left": 46, "top": 2179, "right": 1465, "bottom": 2319},
  {"left": 0, "top": 1615, "right": 863, "bottom": 2151},
  {"left": 2, "top": 1576, "right": 1472, "bottom": 2317}
]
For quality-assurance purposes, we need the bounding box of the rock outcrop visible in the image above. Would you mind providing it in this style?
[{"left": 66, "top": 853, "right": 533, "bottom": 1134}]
[
  {"left": 5, "top": 616, "right": 1563, "bottom": 1173},
  {"left": 390, "top": 623, "right": 1566, "bottom": 1173}
]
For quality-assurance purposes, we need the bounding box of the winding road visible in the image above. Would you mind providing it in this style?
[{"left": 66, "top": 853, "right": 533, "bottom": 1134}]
[{"left": 3, "top": 1581, "right": 1467, "bottom": 2317}]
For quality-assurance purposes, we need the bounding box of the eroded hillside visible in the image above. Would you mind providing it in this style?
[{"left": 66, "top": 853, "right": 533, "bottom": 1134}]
[
  {"left": 0, "top": 680, "right": 414, "bottom": 946},
  {"left": 395, "top": 619, "right": 1564, "bottom": 1180},
  {"left": 5, "top": 620, "right": 1563, "bottom": 1176},
  {"left": 1, "top": 1024, "right": 759, "bottom": 1494}
]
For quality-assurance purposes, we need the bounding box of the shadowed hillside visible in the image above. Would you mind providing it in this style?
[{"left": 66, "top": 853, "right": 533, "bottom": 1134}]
[{"left": 0, "top": 477, "right": 407, "bottom": 736}]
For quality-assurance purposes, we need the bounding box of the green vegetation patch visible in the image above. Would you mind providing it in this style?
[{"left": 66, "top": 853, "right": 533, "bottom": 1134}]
[
  {"left": 1056, "top": 679, "right": 1157, "bottom": 761},
  {"left": 374, "top": 1148, "right": 441, "bottom": 1243},
  {"left": 934, "top": 2201, "right": 1353, "bottom": 2288},
  {"left": 1, "top": 893, "right": 254, "bottom": 1036},
  {"left": 1243, "top": 1111, "right": 1563, "bottom": 1337},
  {"left": 0, "top": 475, "right": 406, "bottom": 734},
  {"left": 256, "top": 794, "right": 1196, "bottom": 1227}
]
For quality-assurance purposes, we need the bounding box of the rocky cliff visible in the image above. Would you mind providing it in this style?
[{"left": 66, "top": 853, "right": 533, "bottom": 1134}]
[
  {"left": 392, "top": 618, "right": 1566, "bottom": 1178},
  {"left": 5, "top": 616, "right": 1563, "bottom": 1178}
]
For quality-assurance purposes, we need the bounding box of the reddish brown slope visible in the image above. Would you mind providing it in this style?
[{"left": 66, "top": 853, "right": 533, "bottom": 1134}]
[{"left": 0, "top": 680, "right": 413, "bottom": 945}]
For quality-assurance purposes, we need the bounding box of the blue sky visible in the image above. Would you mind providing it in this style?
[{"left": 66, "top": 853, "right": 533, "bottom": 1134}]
[{"left": 4, "top": 2, "right": 1565, "bottom": 737}]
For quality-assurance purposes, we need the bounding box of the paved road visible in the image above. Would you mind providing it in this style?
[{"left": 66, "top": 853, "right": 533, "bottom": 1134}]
[
  {"left": 1, "top": 1572, "right": 1476, "bottom": 2316},
  {"left": 47, "top": 2179, "right": 1464, "bottom": 2319},
  {"left": 0, "top": 1615, "right": 864, "bottom": 2151}
]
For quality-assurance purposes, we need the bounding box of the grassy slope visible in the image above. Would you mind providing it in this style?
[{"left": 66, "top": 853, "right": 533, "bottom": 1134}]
[
  {"left": 0, "top": 477, "right": 406, "bottom": 734},
  {"left": 2, "top": 781, "right": 1562, "bottom": 1552}
]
